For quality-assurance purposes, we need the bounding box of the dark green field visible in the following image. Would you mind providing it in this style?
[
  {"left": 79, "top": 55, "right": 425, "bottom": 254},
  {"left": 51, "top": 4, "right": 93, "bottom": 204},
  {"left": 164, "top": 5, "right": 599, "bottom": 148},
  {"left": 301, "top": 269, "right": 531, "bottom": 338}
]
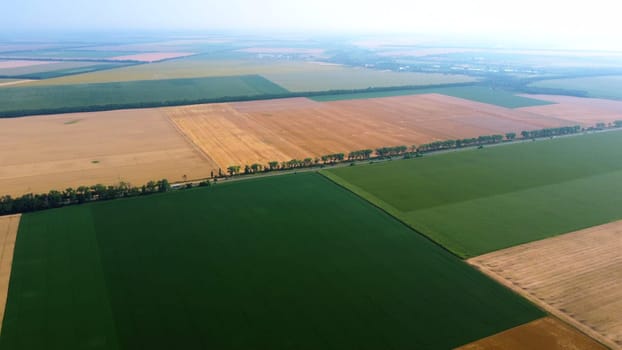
[
  {"left": 1, "top": 173, "right": 542, "bottom": 349},
  {"left": 325, "top": 131, "right": 622, "bottom": 258},
  {"left": 529, "top": 75, "right": 622, "bottom": 100},
  {"left": 311, "top": 85, "right": 553, "bottom": 108},
  {"left": 0, "top": 75, "right": 288, "bottom": 117}
]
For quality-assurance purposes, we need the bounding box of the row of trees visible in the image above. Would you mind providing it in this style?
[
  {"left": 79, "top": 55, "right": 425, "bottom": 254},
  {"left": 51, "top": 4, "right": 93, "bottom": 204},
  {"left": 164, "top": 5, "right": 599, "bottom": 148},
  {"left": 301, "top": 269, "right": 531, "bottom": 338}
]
[
  {"left": 221, "top": 122, "right": 616, "bottom": 179},
  {"left": 348, "top": 149, "right": 374, "bottom": 160},
  {"left": 375, "top": 146, "right": 409, "bottom": 157},
  {"left": 0, "top": 179, "right": 211, "bottom": 216},
  {"left": 2, "top": 121, "right": 619, "bottom": 216},
  {"left": 1, "top": 84, "right": 477, "bottom": 119},
  {"left": 520, "top": 125, "right": 581, "bottom": 139},
  {"left": 418, "top": 134, "right": 509, "bottom": 152}
]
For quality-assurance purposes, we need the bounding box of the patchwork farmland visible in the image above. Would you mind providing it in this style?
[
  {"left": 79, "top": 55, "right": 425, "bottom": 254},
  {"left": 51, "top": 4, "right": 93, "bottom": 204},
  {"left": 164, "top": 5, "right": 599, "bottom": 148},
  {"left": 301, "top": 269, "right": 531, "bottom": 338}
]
[
  {"left": 0, "top": 109, "right": 215, "bottom": 196},
  {"left": 0, "top": 173, "right": 543, "bottom": 349},
  {"left": 325, "top": 130, "right": 622, "bottom": 257},
  {"left": 166, "top": 93, "right": 594, "bottom": 172},
  {"left": 19, "top": 55, "right": 476, "bottom": 89},
  {"left": 529, "top": 75, "right": 622, "bottom": 100},
  {"left": 1, "top": 33, "right": 621, "bottom": 350},
  {"left": 517, "top": 94, "right": 622, "bottom": 125},
  {"left": 3, "top": 91, "right": 621, "bottom": 198},
  {"left": 469, "top": 220, "right": 622, "bottom": 349},
  {"left": 311, "top": 85, "right": 553, "bottom": 108},
  {"left": 108, "top": 52, "right": 195, "bottom": 62},
  {"left": 0, "top": 60, "right": 128, "bottom": 80},
  {"left": 0, "top": 75, "right": 288, "bottom": 116}
]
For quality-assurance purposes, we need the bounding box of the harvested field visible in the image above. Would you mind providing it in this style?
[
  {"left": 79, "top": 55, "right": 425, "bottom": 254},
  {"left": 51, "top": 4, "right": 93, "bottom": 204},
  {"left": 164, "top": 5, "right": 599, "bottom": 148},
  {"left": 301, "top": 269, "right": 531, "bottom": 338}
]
[
  {"left": 312, "top": 86, "right": 553, "bottom": 108},
  {"left": 110, "top": 52, "right": 195, "bottom": 62},
  {"left": 0, "top": 109, "right": 216, "bottom": 197},
  {"left": 519, "top": 94, "right": 622, "bottom": 125},
  {"left": 0, "top": 214, "right": 20, "bottom": 333},
  {"left": 469, "top": 220, "right": 622, "bottom": 349},
  {"left": 456, "top": 317, "right": 607, "bottom": 350},
  {"left": 0, "top": 60, "right": 55, "bottom": 69},
  {"left": 166, "top": 94, "right": 577, "bottom": 170}
]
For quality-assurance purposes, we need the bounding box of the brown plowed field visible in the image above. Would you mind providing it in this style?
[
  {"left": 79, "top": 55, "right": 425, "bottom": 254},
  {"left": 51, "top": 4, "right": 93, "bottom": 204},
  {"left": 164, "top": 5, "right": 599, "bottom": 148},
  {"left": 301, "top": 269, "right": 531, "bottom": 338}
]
[
  {"left": 166, "top": 94, "right": 579, "bottom": 170},
  {"left": 456, "top": 317, "right": 607, "bottom": 350},
  {"left": 0, "top": 214, "right": 20, "bottom": 333},
  {"left": 0, "top": 109, "right": 216, "bottom": 196},
  {"left": 518, "top": 95, "right": 622, "bottom": 125},
  {"left": 469, "top": 221, "right": 622, "bottom": 350}
]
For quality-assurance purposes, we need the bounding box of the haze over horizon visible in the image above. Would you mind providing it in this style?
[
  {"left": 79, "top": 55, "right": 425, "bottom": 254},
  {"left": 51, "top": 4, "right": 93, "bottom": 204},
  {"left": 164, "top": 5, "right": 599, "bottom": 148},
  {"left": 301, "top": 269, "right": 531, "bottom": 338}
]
[{"left": 2, "top": 0, "right": 622, "bottom": 50}]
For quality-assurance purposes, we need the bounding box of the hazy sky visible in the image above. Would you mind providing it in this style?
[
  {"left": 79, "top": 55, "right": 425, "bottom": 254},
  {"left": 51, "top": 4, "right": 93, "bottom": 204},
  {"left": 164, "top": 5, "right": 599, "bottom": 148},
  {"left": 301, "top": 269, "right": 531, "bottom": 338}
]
[{"left": 3, "top": 0, "right": 621, "bottom": 49}]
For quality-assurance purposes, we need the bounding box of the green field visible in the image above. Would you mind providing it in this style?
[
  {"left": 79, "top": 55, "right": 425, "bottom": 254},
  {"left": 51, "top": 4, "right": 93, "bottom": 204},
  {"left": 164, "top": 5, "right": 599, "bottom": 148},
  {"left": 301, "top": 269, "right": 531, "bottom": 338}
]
[
  {"left": 529, "top": 75, "right": 622, "bottom": 100},
  {"left": 0, "top": 75, "right": 288, "bottom": 116},
  {"left": 311, "top": 85, "right": 553, "bottom": 108},
  {"left": 263, "top": 69, "right": 475, "bottom": 92},
  {"left": 0, "top": 61, "right": 129, "bottom": 79},
  {"left": 1, "top": 173, "right": 542, "bottom": 349},
  {"left": 325, "top": 131, "right": 622, "bottom": 258},
  {"left": 21, "top": 55, "right": 476, "bottom": 90}
]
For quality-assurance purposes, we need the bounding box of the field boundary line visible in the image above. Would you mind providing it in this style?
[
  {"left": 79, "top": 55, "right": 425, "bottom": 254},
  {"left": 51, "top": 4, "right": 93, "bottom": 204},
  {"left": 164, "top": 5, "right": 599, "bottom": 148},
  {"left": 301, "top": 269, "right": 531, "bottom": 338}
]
[
  {"left": 161, "top": 110, "right": 218, "bottom": 173},
  {"left": 319, "top": 171, "right": 464, "bottom": 260},
  {"left": 0, "top": 214, "right": 20, "bottom": 334},
  {"left": 467, "top": 258, "right": 618, "bottom": 350}
]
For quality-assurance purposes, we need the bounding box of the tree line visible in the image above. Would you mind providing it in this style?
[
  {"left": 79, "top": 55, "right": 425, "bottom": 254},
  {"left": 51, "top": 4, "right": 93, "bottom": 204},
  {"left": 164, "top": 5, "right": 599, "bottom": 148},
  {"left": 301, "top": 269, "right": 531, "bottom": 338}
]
[
  {"left": 0, "top": 178, "right": 211, "bottom": 216},
  {"left": 0, "top": 83, "right": 477, "bottom": 118},
  {"left": 2, "top": 121, "right": 618, "bottom": 216},
  {"left": 221, "top": 123, "right": 616, "bottom": 178}
]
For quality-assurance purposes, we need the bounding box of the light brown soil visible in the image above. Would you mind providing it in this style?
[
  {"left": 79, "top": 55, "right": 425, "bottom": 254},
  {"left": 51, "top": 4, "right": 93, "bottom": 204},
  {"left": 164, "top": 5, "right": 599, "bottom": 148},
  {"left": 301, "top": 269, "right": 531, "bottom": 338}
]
[
  {"left": 0, "top": 60, "right": 56, "bottom": 69},
  {"left": 0, "top": 214, "right": 20, "bottom": 333},
  {"left": 0, "top": 80, "right": 33, "bottom": 87},
  {"left": 166, "top": 94, "right": 579, "bottom": 170},
  {"left": 456, "top": 317, "right": 608, "bottom": 350},
  {"left": 469, "top": 221, "right": 622, "bottom": 350},
  {"left": 109, "top": 52, "right": 195, "bottom": 62},
  {"left": 0, "top": 109, "right": 216, "bottom": 197},
  {"left": 519, "top": 95, "right": 622, "bottom": 125}
]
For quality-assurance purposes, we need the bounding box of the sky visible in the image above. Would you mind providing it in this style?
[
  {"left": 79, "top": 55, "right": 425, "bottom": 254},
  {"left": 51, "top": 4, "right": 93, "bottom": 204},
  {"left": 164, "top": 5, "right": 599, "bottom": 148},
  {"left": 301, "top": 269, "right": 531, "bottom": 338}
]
[{"left": 3, "top": 0, "right": 621, "bottom": 50}]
